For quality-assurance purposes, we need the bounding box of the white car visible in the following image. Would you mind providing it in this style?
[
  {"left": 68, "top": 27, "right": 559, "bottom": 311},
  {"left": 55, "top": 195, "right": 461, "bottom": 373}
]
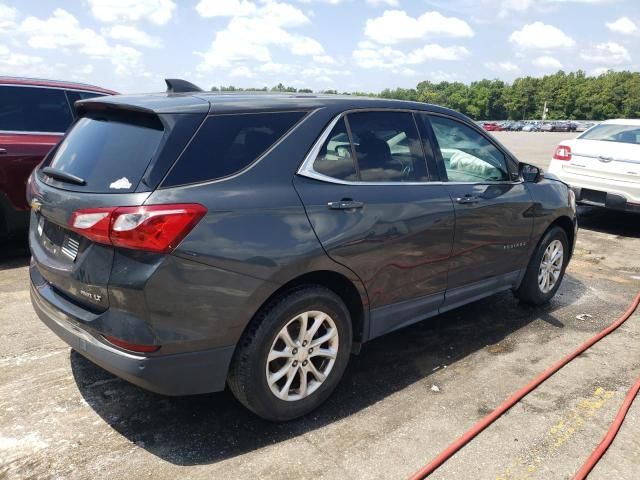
[{"left": 547, "top": 119, "right": 640, "bottom": 212}]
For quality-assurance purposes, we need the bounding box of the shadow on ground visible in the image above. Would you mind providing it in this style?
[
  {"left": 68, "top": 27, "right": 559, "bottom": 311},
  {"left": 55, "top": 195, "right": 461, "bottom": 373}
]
[
  {"left": 577, "top": 206, "right": 640, "bottom": 238},
  {"left": 70, "top": 274, "right": 586, "bottom": 467},
  {"left": 0, "top": 235, "right": 30, "bottom": 270}
]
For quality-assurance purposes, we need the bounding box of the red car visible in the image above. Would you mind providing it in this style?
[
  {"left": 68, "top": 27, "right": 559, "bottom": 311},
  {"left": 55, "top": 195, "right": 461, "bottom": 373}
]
[
  {"left": 0, "top": 77, "right": 116, "bottom": 237},
  {"left": 482, "top": 122, "right": 503, "bottom": 132}
]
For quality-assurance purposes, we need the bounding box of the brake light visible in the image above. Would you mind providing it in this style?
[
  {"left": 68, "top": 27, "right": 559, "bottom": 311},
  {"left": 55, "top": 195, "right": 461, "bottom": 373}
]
[
  {"left": 553, "top": 144, "right": 572, "bottom": 161},
  {"left": 69, "top": 203, "right": 206, "bottom": 253}
]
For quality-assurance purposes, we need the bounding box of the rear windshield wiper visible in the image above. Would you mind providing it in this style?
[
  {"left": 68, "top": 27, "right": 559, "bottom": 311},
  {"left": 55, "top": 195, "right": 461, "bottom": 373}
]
[{"left": 41, "top": 167, "right": 86, "bottom": 186}]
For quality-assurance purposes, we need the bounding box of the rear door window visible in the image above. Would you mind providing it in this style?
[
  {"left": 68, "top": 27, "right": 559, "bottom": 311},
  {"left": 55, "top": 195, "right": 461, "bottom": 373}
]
[
  {"left": 163, "top": 111, "right": 307, "bottom": 187},
  {"left": 44, "top": 111, "right": 164, "bottom": 193},
  {"left": 347, "top": 111, "right": 428, "bottom": 182},
  {"left": 0, "top": 85, "right": 73, "bottom": 133},
  {"left": 312, "top": 118, "right": 358, "bottom": 181}
]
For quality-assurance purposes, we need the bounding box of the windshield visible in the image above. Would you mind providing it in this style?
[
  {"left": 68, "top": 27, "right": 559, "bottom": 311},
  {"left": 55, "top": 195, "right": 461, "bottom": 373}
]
[{"left": 578, "top": 124, "right": 640, "bottom": 145}]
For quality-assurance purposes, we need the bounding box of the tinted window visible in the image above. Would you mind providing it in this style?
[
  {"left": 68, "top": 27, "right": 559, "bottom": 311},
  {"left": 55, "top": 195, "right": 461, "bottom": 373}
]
[
  {"left": 578, "top": 124, "right": 640, "bottom": 145},
  {"left": 347, "top": 111, "right": 428, "bottom": 182},
  {"left": 312, "top": 118, "right": 358, "bottom": 181},
  {"left": 66, "top": 91, "right": 105, "bottom": 112},
  {"left": 45, "top": 112, "right": 164, "bottom": 192},
  {"left": 0, "top": 86, "right": 73, "bottom": 133},
  {"left": 425, "top": 115, "right": 509, "bottom": 182},
  {"left": 164, "top": 111, "right": 306, "bottom": 186}
]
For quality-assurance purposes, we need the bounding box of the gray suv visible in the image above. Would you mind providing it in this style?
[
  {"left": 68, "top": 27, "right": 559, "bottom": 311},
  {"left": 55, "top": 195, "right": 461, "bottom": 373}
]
[{"left": 28, "top": 83, "right": 577, "bottom": 421}]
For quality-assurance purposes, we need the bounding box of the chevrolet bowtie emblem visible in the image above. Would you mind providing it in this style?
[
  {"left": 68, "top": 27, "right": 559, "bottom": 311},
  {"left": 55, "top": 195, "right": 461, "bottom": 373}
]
[{"left": 30, "top": 198, "right": 43, "bottom": 212}]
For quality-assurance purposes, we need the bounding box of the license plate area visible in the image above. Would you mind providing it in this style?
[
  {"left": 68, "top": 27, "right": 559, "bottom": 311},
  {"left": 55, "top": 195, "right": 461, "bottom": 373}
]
[
  {"left": 580, "top": 189, "right": 607, "bottom": 205},
  {"left": 37, "top": 214, "right": 81, "bottom": 262}
]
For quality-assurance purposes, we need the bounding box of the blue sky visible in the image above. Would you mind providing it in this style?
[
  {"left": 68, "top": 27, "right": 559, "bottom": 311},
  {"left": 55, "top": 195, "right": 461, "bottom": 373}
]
[{"left": 0, "top": 0, "right": 638, "bottom": 93}]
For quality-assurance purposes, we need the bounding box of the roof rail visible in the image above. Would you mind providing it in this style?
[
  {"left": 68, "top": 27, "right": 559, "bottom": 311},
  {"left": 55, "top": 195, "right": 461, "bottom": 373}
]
[{"left": 165, "top": 78, "right": 203, "bottom": 93}]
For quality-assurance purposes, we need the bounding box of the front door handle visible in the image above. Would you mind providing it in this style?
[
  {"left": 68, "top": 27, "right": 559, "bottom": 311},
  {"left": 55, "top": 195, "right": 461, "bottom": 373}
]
[
  {"left": 456, "top": 195, "right": 479, "bottom": 204},
  {"left": 0, "top": 148, "right": 7, "bottom": 155},
  {"left": 327, "top": 199, "right": 364, "bottom": 210}
]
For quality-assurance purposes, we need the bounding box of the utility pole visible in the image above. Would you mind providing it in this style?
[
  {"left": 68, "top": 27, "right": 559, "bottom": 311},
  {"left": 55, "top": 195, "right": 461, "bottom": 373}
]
[{"left": 542, "top": 101, "right": 548, "bottom": 121}]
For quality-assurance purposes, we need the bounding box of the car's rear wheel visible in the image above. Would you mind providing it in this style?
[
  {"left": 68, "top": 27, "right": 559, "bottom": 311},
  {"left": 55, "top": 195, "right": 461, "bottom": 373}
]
[
  {"left": 515, "top": 226, "right": 569, "bottom": 305},
  {"left": 227, "top": 286, "right": 352, "bottom": 421}
]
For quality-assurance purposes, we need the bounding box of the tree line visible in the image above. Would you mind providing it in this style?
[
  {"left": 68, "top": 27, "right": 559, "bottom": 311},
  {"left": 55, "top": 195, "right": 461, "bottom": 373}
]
[{"left": 210, "top": 70, "right": 640, "bottom": 120}]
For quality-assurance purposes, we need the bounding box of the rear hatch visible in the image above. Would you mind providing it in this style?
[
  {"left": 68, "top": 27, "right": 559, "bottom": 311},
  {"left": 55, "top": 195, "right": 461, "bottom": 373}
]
[
  {"left": 28, "top": 98, "right": 207, "bottom": 312},
  {"left": 563, "top": 139, "right": 640, "bottom": 184}
]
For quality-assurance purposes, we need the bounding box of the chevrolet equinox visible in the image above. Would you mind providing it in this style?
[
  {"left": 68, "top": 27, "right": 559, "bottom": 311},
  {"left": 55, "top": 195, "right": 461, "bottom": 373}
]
[{"left": 28, "top": 81, "right": 577, "bottom": 421}]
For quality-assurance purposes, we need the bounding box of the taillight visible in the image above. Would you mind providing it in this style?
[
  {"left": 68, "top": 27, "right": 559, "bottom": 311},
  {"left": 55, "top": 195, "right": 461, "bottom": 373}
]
[
  {"left": 553, "top": 144, "right": 572, "bottom": 161},
  {"left": 69, "top": 203, "right": 206, "bottom": 253}
]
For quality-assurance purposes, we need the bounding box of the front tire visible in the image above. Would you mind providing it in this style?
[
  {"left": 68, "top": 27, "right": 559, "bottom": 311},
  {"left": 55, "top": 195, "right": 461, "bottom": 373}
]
[
  {"left": 516, "top": 226, "right": 569, "bottom": 305},
  {"left": 227, "top": 286, "right": 352, "bottom": 421}
]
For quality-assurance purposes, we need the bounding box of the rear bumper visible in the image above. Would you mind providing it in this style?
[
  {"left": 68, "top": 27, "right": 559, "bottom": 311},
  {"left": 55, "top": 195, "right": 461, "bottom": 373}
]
[
  {"left": 547, "top": 162, "right": 640, "bottom": 211},
  {"left": 571, "top": 187, "right": 640, "bottom": 213},
  {"left": 30, "top": 264, "right": 234, "bottom": 396}
]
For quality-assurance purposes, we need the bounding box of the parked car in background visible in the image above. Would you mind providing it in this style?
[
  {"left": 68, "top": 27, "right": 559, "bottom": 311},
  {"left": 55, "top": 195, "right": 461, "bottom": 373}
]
[
  {"left": 575, "top": 122, "right": 594, "bottom": 132},
  {"left": 483, "top": 122, "right": 503, "bottom": 131},
  {"left": 0, "top": 77, "right": 115, "bottom": 238},
  {"left": 548, "top": 119, "right": 640, "bottom": 212},
  {"left": 28, "top": 83, "right": 577, "bottom": 421},
  {"left": 522, "top": 122, "right": 540, "bottom": 132}
]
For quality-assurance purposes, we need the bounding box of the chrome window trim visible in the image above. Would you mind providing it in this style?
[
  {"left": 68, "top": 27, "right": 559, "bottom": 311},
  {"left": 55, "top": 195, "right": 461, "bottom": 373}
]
[{"left": 297, "top": 108, "right": 524, "bottom": 186}]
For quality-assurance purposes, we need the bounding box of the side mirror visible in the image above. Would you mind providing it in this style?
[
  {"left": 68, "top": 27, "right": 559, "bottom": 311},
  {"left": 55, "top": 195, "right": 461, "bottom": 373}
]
[{"left": 520, "top": 163, "right": 544, "bottom": 183}]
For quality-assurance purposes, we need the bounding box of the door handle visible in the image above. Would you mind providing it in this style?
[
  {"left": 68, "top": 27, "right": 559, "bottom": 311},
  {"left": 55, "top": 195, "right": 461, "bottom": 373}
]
[
  {"left": 327, "top": 199, "right": 364, "bottom": 210},
  {"left": 0, "top": 148, "right": 7, "bottom": 155},
  {"left": 456, "top": 195, "right": 479, "bottom": 204}
]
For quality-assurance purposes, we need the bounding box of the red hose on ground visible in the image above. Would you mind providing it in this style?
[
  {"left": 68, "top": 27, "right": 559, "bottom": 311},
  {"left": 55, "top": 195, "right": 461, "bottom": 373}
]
[
  {"left": 408, "top": 292, "right": 640, "bottom": 480},
  {"left": 573, "top": 374, "right": 640, "bottom": 480}
]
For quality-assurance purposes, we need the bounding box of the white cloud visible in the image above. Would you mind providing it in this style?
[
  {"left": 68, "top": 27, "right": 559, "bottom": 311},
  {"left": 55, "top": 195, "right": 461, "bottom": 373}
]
[
  {"left": 256, "top": 62, "right": 291, "bottom": 73},
  {"left": 196, "top": 1, "right": 328, "bottom": 71},
  {"left": 104, "top": 25, "right": 162, "bottom": 48},
  {"left": 87, "top": 0, "right": 175, "bottom": 25},
  {"left": 196, "top": 0, "right": 257, "bottom": 17},
  {"left": 580, "top": 42, "right": 631, "bottom": 65},
  {"left": 313, "top": 54, "right": 336, "bottom": 64},
  {"left": 509, "top": 22, "right": 575, "bottom": 49},
  {"left": 364, "top": 10, "right": 474, "bottom": 45},
  {"left": 532, "top": 55, "right": 562, "bottom": 69},
  {"left": 18, "top": 9, "right": 143, "bottom": 76},
  {"left": 495, "top": 0, "right": 534, "bottom": 17},
  {"left": 366, "top": 0, "right": 399, "bottom": 6},
  {"left": 485, "top": 61, "right": 519, "bottom": 72},
  {"left": 229, "top": 65, "right": 255, "bottom": 78},
  {"left": 353, "top": 43, "right": 469, "bottom": 69},
  {"left": 606, "top": 17, "right": 638, "bottom": 35},
  {"left": 0, "top": 2, "right": 17, "bottom": 29}
]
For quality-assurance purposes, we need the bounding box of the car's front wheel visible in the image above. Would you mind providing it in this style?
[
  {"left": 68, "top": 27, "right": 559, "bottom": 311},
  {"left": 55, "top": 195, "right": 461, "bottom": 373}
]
[
  {"left": 516, "top": 226, "right": 569, "bottom": 305},
  {"left": 227, "top": 286, "right": 352, "bottom": 421}
]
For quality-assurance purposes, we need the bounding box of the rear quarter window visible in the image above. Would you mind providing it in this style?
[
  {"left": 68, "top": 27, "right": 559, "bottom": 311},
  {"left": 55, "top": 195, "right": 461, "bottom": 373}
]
[
  {"left": 162, "top": 111, "right": 307, "bottom": 187},
  {"left": 0, "top": 85, "right": 73, "bottom": 133}
]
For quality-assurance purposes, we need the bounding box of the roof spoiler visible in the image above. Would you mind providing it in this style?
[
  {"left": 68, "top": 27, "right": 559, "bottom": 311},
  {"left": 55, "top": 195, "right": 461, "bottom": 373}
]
[{"left": 165, "top": 78, "right": 203, "bottom": 93}]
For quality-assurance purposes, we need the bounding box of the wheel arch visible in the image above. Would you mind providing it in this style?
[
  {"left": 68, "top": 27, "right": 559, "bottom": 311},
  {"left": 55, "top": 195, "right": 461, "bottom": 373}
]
[
  {"left": 244, "top": 270, "right": 368, "bottom": 350},
  {"left": 548, "top": 215, "right": 576, "bottom": 258}
]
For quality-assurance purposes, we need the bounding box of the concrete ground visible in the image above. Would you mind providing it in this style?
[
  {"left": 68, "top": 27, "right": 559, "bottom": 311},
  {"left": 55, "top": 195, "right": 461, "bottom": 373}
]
[{"left": 1, "top": 132, "right": 639, "bottom": 480}]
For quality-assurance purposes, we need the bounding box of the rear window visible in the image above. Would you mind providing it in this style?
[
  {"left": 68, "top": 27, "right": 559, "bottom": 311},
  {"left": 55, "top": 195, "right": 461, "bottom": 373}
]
[
  {"left": 579, "top": 124, "right": 640, "bottom": 145},
  {"left": 0, "top": 85, "right": 73, "bottom": 133},
  {"left": 44, "top": 112, "right": 164, "bottom": 193},
  {"left": 163, "top": 111, "right": 306, "bottom": 187}
]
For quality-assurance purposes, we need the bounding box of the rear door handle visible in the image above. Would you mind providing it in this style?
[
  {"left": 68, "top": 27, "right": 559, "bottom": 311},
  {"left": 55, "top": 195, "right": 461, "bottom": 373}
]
[
  {"left": 456, "top": 195, "right": 479, "bottom": 204},
  {"left": 327, "top": 199, "right": 364, "bottom": 210},
  {"left": 0, "top": 148, "right": 7, "bottom": 155}
]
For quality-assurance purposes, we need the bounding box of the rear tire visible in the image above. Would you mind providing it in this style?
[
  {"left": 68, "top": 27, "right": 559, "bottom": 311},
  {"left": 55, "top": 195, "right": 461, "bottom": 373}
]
[
  {"left": 516, "top": 226, "right": 569, "bottom": 305},
  {"left": 227, "top": 286, "right": 352, "bottom": 421}
]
